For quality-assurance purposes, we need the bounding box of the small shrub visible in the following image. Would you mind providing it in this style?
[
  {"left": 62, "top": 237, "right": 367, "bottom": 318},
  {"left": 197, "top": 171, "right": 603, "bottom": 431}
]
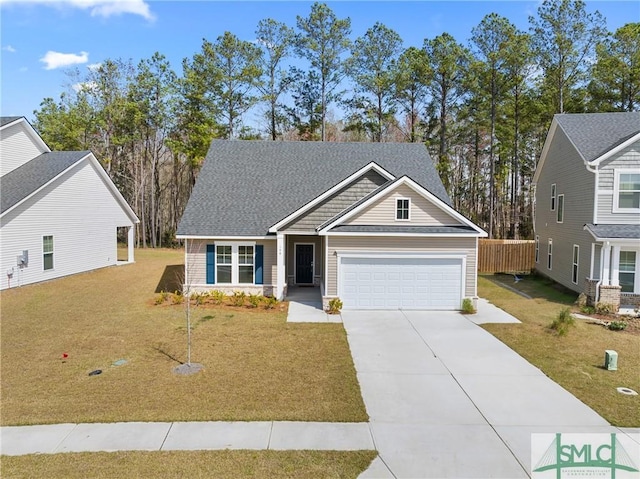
[
  {"left": 211, "top": 290, "right": 226, "bottom": 305},
  {"left": 608, "top": 321, "right": 627, "bottom": 331},
  {"left": 580, "top": 305, "right": 595, "bottom": 315},
  {"left": 461, "top": 298, "right": 476, "bottom": 314},
  {"left": 231, "top": 290, "right": 246, "bottom": 307},
  {"left": 263, "top": 296, "right": 278, "bottom": 309},
  {"left": 191, "top": 292, "right": 206, "bottom": 306},
  {"left": 327, "top": 298, "right": 343, "bottom": 314},
  {"left": 154, "top": 291, "right": 169, "bottom": 305},
  {"left": 247, "top": 293, "right": 262, "bottom": 308},
  {"left": 595, "top": 302, "right": 616, "bottom": 315},
  {"left": 171, "top": 291, "right": 184, "bottom": 305},
  {"left": 549, "top": 307, "right": 575, "bottom": 336}
]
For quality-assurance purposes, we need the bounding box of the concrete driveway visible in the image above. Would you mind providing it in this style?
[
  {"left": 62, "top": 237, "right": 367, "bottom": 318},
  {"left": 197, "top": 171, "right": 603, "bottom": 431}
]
[{"left": 342, "top": 309, "right": 620, "bottom": 479}]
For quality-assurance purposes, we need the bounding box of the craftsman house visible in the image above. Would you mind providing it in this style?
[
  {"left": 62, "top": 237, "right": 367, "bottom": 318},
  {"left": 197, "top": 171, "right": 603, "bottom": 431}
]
[{"left": 177, "top": 140, "right": 486, "bottom": 310}]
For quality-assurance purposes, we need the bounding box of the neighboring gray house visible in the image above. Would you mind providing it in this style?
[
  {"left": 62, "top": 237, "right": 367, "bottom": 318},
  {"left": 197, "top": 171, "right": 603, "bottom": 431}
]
[
  {"left": 533, "top": 112, "right": 640, "bottom": 310},
  {"left": 177, "top": 140, "right": 486, "bottom": 310},
  {"left": 0, "top": 116, "right": 139, "bottom": 290}
]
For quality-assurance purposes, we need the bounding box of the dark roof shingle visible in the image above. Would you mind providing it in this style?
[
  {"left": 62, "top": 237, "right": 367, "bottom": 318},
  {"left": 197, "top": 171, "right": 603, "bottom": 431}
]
[
  {"left": 555, "top": 112, "right": 640, "bottom": 162},
  {"left": 1, "top": 151, "right": 89, "bottom": 213},
  {"left": 177, "top": 140, "right": 449, "bottom": 237},
  {"left": 585, "top": 224, "right": 640, "bottom": 240},
  {"left": 0, "top": 116, "right": 23, "bottom": 128}
]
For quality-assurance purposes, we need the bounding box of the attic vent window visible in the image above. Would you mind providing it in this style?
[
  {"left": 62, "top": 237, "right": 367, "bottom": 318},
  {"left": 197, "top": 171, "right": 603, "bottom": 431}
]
[{"left": 396, "top": 198, "right": 410, "bottom": 221}]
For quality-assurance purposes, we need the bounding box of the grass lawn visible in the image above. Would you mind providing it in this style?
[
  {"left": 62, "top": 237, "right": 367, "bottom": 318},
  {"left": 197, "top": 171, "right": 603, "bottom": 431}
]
[
  {"left": 479, "top": 274, "right": 640, "bottom": 427},
  {"left": 1, "top": 450, "right": 377, "bottom": 479},
  {"left": 0, "top": 248, "right": 367, "bottom": 426}
]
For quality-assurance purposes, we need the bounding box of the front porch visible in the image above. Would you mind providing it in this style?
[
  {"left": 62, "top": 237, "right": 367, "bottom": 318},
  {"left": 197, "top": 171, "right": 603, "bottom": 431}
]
[
  {"left": 285, "top": 285, "right": 341, "bottom": 323},
  {"left": 275, "top": 233, "right": 326, "bottom": 299}
]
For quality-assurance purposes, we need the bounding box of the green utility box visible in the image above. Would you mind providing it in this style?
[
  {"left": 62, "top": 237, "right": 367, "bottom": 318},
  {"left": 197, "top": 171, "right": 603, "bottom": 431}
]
[{"left": 605, "top": 350, "right": 618, "bottom": 371}]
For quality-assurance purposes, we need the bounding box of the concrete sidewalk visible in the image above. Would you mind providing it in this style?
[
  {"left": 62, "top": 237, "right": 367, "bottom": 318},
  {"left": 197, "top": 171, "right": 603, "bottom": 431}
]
[{"left": 0, "top": 421, "right": 374, "bottom": 456}]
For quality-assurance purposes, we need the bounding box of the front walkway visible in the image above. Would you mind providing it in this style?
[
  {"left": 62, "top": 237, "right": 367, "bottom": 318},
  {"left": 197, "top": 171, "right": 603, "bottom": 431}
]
[{"left": 286, "top": 286, "right": 341, "bottom": 323}]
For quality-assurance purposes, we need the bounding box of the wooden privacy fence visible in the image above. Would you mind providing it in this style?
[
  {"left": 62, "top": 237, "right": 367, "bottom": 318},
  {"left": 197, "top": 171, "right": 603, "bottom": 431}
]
[{"left": 478, "top": 239, "right": 535, "bottom": 274}]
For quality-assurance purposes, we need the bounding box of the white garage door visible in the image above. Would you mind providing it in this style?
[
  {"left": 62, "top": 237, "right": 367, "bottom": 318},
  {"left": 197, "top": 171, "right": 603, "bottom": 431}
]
[{"left": 340, "top": 256, "right": 463, "bottom": 310}]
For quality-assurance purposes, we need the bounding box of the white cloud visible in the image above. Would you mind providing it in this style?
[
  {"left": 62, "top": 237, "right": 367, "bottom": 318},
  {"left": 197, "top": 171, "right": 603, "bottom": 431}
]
[
  {"left": 2, "top": 45, "right": 17, "bottom": 53},
  {"left": 87, "top": 62, "right": 102, "bottom": 71},
  {"left": 40, "top": 50, "right": 89, "bottom": 70},
  {"left": 0, "top": 0, "right": 155, "bottom": 21}
]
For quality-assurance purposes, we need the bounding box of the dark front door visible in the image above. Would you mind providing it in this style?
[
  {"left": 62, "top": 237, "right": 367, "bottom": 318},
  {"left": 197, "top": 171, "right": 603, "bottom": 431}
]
[{"left": 295, "top": 244, "right": 314, "bottom": 284}]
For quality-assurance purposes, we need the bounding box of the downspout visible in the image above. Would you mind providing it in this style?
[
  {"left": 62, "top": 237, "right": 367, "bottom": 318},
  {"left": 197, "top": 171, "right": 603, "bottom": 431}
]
[{"left": 585, "top": 161, "right": 599, "bottom": 302}]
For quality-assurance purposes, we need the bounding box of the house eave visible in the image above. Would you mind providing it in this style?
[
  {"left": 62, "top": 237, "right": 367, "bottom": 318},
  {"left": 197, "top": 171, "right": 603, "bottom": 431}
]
[
  {"left": 588, "top": 131, "right": 640, "bottom": 166},
  {"left": 176, "top": 235, "right": 276, "bottom": 240}
]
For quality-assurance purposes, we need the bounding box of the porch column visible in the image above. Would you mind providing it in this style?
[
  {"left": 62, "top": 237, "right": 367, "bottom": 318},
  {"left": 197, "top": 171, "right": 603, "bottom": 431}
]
[
  {"left": 611, "top": 245, "right": 621, "bottom": 286},
  {"left": 602, "top": 242, "right": 611, "bottom": 286},
  {"left": 276, "top": 233, "right": 285, "bottom": 300},
  {"left": 127, "top": 226, "right": 135, "bottom": 263}
]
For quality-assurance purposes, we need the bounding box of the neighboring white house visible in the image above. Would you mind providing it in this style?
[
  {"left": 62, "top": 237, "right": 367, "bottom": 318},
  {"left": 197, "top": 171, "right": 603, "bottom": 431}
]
[{"left": 0, "top": 116, "right": 139, "bottom": 290}]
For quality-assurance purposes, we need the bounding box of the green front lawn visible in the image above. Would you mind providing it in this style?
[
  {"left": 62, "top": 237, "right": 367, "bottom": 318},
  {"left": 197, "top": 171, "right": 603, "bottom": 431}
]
[
  {"left": 0, "top": 248, "right": 367, "bottom": 426},
  {"left": 479, "top": 274, "right": 640, "bottom": 427}
]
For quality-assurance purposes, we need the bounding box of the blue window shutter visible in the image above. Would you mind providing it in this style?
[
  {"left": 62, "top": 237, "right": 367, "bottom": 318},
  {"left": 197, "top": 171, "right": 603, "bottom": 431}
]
[
  {"left": 255, "top": 245, "right": 264, "bottom": 285},
  {"left": 206, "top": 244, "right": 215, "bottom": 284}
]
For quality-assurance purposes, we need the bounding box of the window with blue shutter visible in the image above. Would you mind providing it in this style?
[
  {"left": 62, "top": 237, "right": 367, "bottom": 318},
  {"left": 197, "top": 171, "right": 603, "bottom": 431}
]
[
  {"left": 255, "top": 245, "right": 264, "bottom": 285},
  {"left": 206, "top": 244, "right": 215, "bottom": 284}
]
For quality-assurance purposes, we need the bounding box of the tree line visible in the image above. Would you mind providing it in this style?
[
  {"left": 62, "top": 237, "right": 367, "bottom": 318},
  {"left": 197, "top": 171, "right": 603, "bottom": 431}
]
[{"left": 33, "top": 0, "right": 640, "bottom": 245}]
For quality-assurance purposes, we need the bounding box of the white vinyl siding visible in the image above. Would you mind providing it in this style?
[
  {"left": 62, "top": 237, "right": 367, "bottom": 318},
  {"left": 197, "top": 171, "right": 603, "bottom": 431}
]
[
  {"left": 346, "top": 184, "right": 463, "bottom": 227},
  {"left": 327, "top": 236, "right": 477, "bottom": 298},
  {"left": 0, "top": 122, "right": 48, "bottom": 176},
  {"left": 0, "top": 159, "right": 135, "bottom": 290}
]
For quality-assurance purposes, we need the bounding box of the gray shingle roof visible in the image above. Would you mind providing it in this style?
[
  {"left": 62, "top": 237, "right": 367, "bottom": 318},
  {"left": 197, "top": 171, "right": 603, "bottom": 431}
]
[
  {"left": 177, "top": 140, "right": 450, "bottom": 237},
  {"left": 329, "top": 225, "right": 478, "bottom": 234},
  {"left": 0, "top": 116, "right": 23, "bottom": 128},
  {"left": 555, "top": 112, "right": 640, "bottom": 162},
  {"left": 1, "top": 151, "right": 89, "bottom": 213},
  {"left": 585, "top": 224, "right": 640, "bottom": 240}
]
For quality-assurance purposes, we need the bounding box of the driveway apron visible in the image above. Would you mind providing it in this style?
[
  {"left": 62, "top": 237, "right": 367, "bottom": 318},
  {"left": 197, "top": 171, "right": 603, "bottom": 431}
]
[{"left": 342, "top": 310, "right": 613, "bottom": 479}]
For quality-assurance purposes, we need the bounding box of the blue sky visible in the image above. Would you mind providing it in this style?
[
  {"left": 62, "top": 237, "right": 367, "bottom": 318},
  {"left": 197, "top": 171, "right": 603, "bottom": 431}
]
[{"left": 0, "top": 0, "right": 636, "bottom": 123}]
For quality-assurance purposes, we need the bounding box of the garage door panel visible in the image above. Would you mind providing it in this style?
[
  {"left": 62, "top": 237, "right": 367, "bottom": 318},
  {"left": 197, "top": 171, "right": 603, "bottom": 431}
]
[{"left": 341, "top": 256, "right": 462, "bottom": 310}]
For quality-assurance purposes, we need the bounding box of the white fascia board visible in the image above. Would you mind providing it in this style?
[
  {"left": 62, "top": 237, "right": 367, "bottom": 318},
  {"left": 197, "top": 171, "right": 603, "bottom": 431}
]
[
  {"left": 589, "top": 132, "right": 640, "bottom": 166},
  {"left": 532, "top": 120, "right": 558, "bottom": 185},
  {"left": 318, "top": 175, "right": 487, "bottom": 236},
  {"left": 268, "top": 162, "right": 395, "bottom": 233},
  {"left": 87, "top": 153, "right": 139, "bottom": 224},
  {"left": 176, "top": 235, "right": 276, "bottom": 240},
  {"left": 1, "top": 117, "right": 51, "bottom": 153}
]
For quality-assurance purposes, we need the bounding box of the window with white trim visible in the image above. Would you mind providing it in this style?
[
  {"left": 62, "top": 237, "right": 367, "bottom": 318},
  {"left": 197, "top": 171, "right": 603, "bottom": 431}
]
[
  {"left": 43, "top": 235, "right": 54, "bottom": 270},
  {"left": 216, "top": 243, "right": 255, "bottom": 285},
  {"left": 556, "top": 194, "right": 564, "bottom": 223},
  {"left": 550, "top": 184, "right": 556, "bottom": 211},
  {"left": 396, "top": 198, "right": 410, "bottom": 220},
  {"left": 614, "top": 171, "right": 640, "bottom": 211},
  {"left": 535, "top": 236, "right": 539, "bottom": 263},
  {"left": 619, "top": 251, "right": 636, "bottom": 293},
  {"left": 547, "top": 238, "right": 553, "bottom": 270},
  {"left": 572, "top": 245, "right": 579, "bottom": 284}
]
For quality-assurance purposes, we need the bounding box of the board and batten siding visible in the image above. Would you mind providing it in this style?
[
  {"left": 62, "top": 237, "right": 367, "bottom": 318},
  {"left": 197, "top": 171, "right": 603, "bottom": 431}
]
[
  {"left": 281, "top": 170, "right": 387, "bottom": 232},
  {"left": 185, "top": 238, "right": 276, "bottom": 287},
  {"left": 345, "top": 184, "right": 462, "bottom": 226},
  {"left": 596, "top": 141, "right": 640, "bottom": 225},
  {"left": 326, "top": 236, "right": 477, "bottom": 297},
  {"left": 0, "top": 159, "right": 134, "bottom": 290},
  {"left": 534, "top": 125, "right": 595, "bottom": 293},
  {"left": 0, "top": 122, "right": 47, "bottom": 176}
]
